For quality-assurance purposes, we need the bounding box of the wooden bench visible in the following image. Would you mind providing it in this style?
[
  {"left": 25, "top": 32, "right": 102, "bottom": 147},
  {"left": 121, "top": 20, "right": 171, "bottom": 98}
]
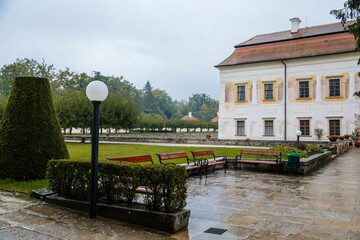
[
  {"left": 156, "top": 152, "right": 205, "bottom": 178},
  {"left": 235, "top": 149, "right": 282, "bottom": 172},
  {"left": 107, "top": 154, "right": 155, "bottom": 164},
  {"left": 107, "top": 154, "right": 156, "bottom": 194},
  {"left": 191, "top": 150, "right": 227, "bottom": 173}
]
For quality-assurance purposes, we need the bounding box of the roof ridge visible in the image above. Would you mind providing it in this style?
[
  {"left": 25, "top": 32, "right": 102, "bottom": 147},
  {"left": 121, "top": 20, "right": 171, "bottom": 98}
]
[{"left": 235, "top": 20, "right": 356, "bottom": 47}]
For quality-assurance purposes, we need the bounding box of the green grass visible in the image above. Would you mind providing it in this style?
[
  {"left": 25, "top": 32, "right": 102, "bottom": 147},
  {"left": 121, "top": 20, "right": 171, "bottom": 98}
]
[
  {"left": 0, "top": 178, "right": 49, "bottom": 193},
  {"left": 67, "top": 142, "right": 248, "bottom": 165},
  {"left": 0, "top": 142, "right": 280, "bottom": 193}
]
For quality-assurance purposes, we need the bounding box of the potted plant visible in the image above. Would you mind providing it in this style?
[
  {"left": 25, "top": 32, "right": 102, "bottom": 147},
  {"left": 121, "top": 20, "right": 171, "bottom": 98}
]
[
  {"left": 338, "top": 136, "right": 345, "bottom": 140},
  {"left": 314, "top": 128, "right": 324, "bottom": 140},
  {"left": 205, "top": 134, "right": 211, "bottom": 139},
  {"left": 328, "top": 136, "right": 338, "bottom": 142},
  {"left": 344, "top": 134, "right": 350, "bottom": 139},
  {"left": 355, "top": 142, "right": 360, "bottom": 147}
]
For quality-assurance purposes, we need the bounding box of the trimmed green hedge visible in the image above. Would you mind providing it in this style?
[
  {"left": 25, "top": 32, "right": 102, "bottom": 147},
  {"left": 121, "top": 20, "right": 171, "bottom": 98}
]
[
  {"left": 47, "top": 159, "right": 187, "bottom": 212},
  {"left": 0, "top": 77, "right": 69, "bottom": 180}
]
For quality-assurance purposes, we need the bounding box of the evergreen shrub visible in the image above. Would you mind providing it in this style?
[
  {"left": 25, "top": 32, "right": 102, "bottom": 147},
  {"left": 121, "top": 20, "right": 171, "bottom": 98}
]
[
  {"left": 0, "top": 77, "right": 69, "bottom": 180},
  {"left": 269, "top": 146, "right": 308, "bottom": 159},
  {"left": 47, "top": 159, "right": 188, "bottom": 213},
  {"left": 306, "top": 144, "right": 324, "bottom": 154}
]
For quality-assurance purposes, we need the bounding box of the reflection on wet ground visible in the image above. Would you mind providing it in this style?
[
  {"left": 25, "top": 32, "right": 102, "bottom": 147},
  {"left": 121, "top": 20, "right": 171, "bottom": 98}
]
[{"left": 1, "top": 148, "right": 360, "bottom": 239}]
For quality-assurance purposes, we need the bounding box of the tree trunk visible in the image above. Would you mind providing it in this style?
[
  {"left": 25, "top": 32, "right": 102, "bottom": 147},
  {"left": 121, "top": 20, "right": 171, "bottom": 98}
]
[
  {"left": 82, "top": 128, "right": 85, "bottom": 134},
  {"left": 70, "top": 127, "right": 72, "bottom": 135}
]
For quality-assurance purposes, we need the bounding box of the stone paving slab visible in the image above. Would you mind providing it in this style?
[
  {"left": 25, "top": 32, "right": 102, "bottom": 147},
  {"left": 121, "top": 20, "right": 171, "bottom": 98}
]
[{"left": 0, "top": 148, "right": 359, "bottom": 239}]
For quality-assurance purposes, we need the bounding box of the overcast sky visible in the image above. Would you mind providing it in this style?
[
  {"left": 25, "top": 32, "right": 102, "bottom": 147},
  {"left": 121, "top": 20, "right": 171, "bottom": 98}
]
[{"left": 0, "top": 0, "right": 346, "bottom": 100}]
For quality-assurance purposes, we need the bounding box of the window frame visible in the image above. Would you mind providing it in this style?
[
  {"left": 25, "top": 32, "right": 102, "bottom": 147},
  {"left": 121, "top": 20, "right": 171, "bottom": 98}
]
[
  {"left": 298, "top": 80, "right": 310, "bottom": 99},
  {"left": 329, "top": 119, "right": 341, "bottom": 136},
  {"left": 299, "top": 119, "right": 310, "bottom": 136},
  {"left": 264, "top": 119, "right": 274, "bottom": 136},
  {"left": 263, "top": 83, "right": 274, "bottom": 101},
  {"left": 327, "top": 78, "right": 342, "bottom": 98},
  {"left": 236, "top": 84, "right": 247, "bottom": 102},
  {"left": 236, "top": 120, "right": 246, "bottom": 136}
]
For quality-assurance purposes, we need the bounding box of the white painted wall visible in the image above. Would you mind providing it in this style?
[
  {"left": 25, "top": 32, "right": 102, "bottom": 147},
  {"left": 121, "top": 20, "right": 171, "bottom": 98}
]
[{"left": 218, "top": 52, "right": 360, "bottom": 141}]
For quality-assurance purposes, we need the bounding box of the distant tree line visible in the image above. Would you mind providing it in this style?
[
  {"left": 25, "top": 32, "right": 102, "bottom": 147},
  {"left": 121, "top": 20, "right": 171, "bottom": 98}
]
[{"left": 0, "top": 58, "right": 218, "bottom": 133}]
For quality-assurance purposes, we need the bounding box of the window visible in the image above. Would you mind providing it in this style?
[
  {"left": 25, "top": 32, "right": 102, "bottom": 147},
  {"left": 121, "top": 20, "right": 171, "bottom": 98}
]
[
  {"left": 264, "top": 83, "right": 274, "bottom": 100},
  {"left": 236, "top": 121, "right": 245, "bottom": 135},
  {"left": 329, "top": 79, "right": 341, "bottom": 97},
  {"left": 264, "top": 120, "right": 274, "bottom": 136},
  {"left": 299, "top": 81, "right": 309, "bottom": 98},
  {"left": 329, "top": 120, "right": 340, "bottom": 136},
  {"left": 237, "top": 85, "right": 246, "bottom": 101},
  {"left": 300, "top": 120, "right": 310, "bottom": 136}
]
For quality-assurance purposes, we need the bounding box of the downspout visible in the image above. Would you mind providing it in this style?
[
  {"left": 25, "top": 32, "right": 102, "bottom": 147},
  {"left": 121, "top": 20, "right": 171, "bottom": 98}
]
[{"left": 281, "top": 60, "right": 287, "bottom": 141}]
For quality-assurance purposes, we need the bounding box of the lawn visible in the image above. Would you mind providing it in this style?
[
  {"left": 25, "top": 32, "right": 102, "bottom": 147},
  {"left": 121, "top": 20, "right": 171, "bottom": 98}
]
[
  {"left": 67, "top": 142, "right": 247, "bottom": 164},
  {"left": 0, "top": 142, "right": 274, "bottom": 192},
  {"left": 0, "top": 178, "right": 49, "bottom": 193}
]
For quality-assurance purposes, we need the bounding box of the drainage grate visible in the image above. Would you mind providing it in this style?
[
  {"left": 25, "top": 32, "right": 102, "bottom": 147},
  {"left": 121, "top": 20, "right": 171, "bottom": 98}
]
[{"left": 204, "top": 227, "right": 227, "bottom": 235}]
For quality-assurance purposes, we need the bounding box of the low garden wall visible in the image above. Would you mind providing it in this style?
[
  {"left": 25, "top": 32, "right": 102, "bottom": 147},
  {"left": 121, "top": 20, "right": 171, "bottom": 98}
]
[
  {"left": 328, "top": 140, "right": 351, "bottom": 155},
  {"left": 65, "top": 134, "right": 331, "bottom": 148},
  {"left": 223, "top": 151, "right": 333, "bottom": 175}
]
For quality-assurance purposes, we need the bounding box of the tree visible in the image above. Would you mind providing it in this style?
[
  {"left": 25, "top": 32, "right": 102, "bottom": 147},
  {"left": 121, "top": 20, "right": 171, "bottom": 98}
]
[
  {"left": 0, "top": 58, "right": 56, "bottom": 95},
  {"left": 54, "top": 90, "right": 92, "bottom": 134},
  {"left": 142, "top": 81, "right": 155, "bottom": 114},
  {"left": 0, "top": 94, "right": 7, "bottom": 121},
  {"left": 331, "top": 1, "right": 360, "bottom": 63},
  {"left": 0, "top": 77, "right": 69, "bottom": 180},
  {"left": 101, "top": 93, "right": 140, "bottom": 133}
]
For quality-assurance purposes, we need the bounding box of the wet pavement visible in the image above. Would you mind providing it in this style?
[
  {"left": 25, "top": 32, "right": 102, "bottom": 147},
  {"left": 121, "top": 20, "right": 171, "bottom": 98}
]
[{"left": 1, "top": 147, "right": 360, "bottom": 239}]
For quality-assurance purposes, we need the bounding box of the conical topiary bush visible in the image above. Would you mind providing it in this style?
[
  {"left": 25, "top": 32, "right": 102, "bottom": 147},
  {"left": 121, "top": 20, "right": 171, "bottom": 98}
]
[{"left": 0, "top": 77, "right": 70, "bottom": 180}]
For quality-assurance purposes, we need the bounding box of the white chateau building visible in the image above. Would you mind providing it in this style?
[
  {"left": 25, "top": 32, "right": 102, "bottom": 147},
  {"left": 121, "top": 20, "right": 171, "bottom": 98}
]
[{"left": 216, "top": 18, "right": 360, "bottom": 141}]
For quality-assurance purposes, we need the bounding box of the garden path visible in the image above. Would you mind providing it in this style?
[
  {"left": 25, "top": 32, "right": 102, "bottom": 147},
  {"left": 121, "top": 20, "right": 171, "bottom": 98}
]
[{"left": 0, "top": 148, "right": 359, "bottom": 239}]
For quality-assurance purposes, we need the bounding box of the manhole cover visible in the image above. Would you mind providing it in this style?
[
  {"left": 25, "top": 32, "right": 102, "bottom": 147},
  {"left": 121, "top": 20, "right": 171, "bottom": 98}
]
[{"left": 204, "top": 227, "right": 227, "bottom": 235}]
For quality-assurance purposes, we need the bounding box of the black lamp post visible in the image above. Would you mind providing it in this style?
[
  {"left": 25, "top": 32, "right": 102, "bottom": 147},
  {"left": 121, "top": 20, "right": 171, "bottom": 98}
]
[
  {"left": 296, "top": 130, "right": 302, "bottom": 143},
  {"left": 86, "top": 80, "right": 108, "bottom": 219}
]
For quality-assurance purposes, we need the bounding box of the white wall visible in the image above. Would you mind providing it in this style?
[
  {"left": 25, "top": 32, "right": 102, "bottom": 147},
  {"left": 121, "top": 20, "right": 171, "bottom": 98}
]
[{"left": 218, "top": 52, "right": 360, "bottom": 141}]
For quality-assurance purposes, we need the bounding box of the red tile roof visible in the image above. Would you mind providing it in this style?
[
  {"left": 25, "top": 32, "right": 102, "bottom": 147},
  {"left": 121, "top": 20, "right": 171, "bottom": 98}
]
[
  {"left": 180, "top": 115, "right": 198, "bottom": 121},
  {"left": 211, "top": 116, "right": 218, "bottom": 122},
  {"left": 217, "top": 21, "right": 357, "bottom": 67}
]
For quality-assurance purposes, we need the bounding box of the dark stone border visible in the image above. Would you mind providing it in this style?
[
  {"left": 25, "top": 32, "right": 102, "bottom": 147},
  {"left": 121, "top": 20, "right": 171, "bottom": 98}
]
[
  {"left": 65, "top": 135, "right": 331, "bottom": 148},
  {"left": 33, "top": 193, "right": 190, "bottom": 233},
  {"left": 216, "top": 151, "right": 334, "bottom": 175}
]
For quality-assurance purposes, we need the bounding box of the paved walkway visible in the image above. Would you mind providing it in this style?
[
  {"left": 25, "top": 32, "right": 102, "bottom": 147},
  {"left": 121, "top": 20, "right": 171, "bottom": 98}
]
[{"left": 0, "top": 148, "right": 359, "bottom": 239}]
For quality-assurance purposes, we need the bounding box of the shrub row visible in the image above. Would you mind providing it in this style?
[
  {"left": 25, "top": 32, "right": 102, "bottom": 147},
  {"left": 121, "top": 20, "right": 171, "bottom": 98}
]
[
  {"left": 47, "top": 159, "right": 188, "bottom": 213},
  {"left": 269, "top": 143, "right": 325, "bottom": 159},
  {"left": 269, "top": 146, "right": 308, "bottom": 159},
  {"left": 136, "top": 119, "right": 218, "bottom": 132}
]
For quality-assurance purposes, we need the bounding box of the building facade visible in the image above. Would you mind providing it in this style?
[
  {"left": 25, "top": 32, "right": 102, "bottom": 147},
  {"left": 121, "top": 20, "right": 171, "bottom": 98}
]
[{"left": 216, "top": 19, "right": 360, "bottom": 141}]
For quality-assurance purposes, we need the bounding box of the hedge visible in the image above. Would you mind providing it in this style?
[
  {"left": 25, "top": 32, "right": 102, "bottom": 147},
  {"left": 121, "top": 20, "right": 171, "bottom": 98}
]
[
  {"left": 0, "top": 77, "right": 69, "bottom": 180},
  {"left": 47, "top": 159, "right": 188, "bottom": 213}
]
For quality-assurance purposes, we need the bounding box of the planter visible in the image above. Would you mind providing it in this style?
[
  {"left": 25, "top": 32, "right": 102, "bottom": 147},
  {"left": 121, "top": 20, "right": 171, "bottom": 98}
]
[{"left": 43, "top": 195, "right": 190, "bottom": 233}]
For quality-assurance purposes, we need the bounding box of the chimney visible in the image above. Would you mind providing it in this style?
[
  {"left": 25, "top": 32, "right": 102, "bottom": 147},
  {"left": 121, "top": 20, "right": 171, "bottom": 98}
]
[
  {"left": 188, "top": 112, "right": 192, "bottom": 119},
  {"left": 290, "top": 17, "right": 301, "bottom": 33}
]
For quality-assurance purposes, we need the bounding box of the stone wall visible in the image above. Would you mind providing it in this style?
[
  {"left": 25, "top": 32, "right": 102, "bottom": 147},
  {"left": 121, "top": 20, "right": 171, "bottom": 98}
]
[
  {"left": 65, "top": 133, "right": 331, "bottom": 148},
  {"left": 328, "top": 140, "right": 350, "bottom": 155}
]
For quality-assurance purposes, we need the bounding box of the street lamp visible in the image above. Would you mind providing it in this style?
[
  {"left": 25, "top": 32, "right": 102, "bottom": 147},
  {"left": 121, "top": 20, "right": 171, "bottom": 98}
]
[
  {"left": 296, "top": 130, "right": 302, "bottom": 143},
  {"left": 86, "top": 80, "right": 108, "bottom": 219}
]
